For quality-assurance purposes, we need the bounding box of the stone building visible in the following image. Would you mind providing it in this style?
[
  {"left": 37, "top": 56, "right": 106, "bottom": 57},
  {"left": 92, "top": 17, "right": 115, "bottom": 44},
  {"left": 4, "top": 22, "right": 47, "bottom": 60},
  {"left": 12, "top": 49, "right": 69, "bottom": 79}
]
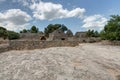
[
  {"left": 66, "top": 29, "right": 73, "bottom": 37},
  {"left": 20, "top": 32, "right": 46, "bottom": 40},
  {"left": 74, "top": 32, "right": 88, "bottom": 42},
  {"left": 75, "top": 32, "right": 87, "bottom": 38},
  {"left": 48, "top": 29, "right": 67, "bottom": 41},
  {"left": 66, "top": 30, "right": 74, "bottom": 41}
]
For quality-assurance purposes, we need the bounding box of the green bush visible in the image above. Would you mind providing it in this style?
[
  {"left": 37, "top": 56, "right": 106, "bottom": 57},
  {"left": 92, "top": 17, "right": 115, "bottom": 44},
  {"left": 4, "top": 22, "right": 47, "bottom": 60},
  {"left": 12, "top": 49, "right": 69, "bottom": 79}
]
[
  {"left": 0, "top": 27, "right": 8, "bottom": 39},
  {"left": 7, "top": 31, "right": 20, "bottom": 40},
  {"left": 87, "top": 29, "right": 99, "bottom": 37},
  {"left": 101, "top": 15, "right": 120, "bottom": 41},
  {"left": 30, "top": 26, "right": 39, "bottom": 33}
]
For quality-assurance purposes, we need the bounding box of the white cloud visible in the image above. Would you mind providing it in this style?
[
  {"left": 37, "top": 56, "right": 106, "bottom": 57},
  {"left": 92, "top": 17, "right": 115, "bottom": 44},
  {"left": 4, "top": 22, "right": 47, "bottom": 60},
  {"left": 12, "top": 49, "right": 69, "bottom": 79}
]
[
  {"left": 12, "top": 0, "right": 39, "bottom": 6},
  {"left": 82, "top": 15, "right": 107, "bottom": 30},
  {"left": 12, "top": 0, "right": 86, "bottom": 20},
  {"left": 29, "top": 1, "right": 85, "bottom": 20},
  {"left": 0, "top": 0, "right": 5, "bottom": 2},
  {"left": 0, "top": 9, "right": 32, "bottom": 31},
  {"left": 11, "top": 0, "right": 108, "bottom": 31}
]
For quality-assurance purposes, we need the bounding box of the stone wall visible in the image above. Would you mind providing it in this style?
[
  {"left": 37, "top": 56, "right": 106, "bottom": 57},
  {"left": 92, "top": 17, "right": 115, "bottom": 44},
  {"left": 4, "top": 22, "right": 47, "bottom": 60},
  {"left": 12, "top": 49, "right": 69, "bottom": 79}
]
[
  {"left": 0, "top": 40, "right": 9, "bottom": 44},
  {"left": 101, "top": 40, "right": 120, "bottom": 46},
  {"left": 0, "top": 44, "right": 9, "bottom": 53},
  {"left": 73, "top": 37, "right": 101, "bottom": 43},
  {"left": 20, "top": 33, "right": 44, "bottom": 40},
  {"left": 9, "top": 40, "right": 79, "bottom": 50}
]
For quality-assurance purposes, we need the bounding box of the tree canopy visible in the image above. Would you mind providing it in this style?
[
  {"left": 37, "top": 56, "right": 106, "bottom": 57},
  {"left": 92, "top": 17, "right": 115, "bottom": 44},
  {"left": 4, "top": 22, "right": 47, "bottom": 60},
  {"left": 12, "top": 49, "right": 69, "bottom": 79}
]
[
  {"left": 100, "top": 15, "right": 120, "bottom": 40},
  {"left": 30, "top": 26, "right": 39, "bottom": 33},
  {"left": 0, "top": 27, "right": 20, "bottom": 40},
  {"left": 44, "top": 24, "right": 68, "bottom": 37},
  {"left": 20, "top": 26, "right": 39, "bottom": 33},
  {"left": 0, "top": 27, "right": 8, "bottom": 39},
  {"left": 87, "top": 29, "right": 99, "bottom": 37},
  {"left": 7, "top": 31, "right": 20, "bottom": 40}
]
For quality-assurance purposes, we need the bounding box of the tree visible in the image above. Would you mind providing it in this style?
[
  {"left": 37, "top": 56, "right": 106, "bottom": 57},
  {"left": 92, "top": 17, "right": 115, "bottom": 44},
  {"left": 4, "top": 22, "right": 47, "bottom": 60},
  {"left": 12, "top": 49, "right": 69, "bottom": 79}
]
[
  {"left": 7, "top": 31, "right": 20, "bottom": 40},
  {"left": 20, "top": 29, "right": 27, "bottom": 33},
  {"left": 30, "top": 26, "right": 39, "bottom": 33},
  {"left": 0, "top": 27, "right": 8, "bottom": 39},
  {"left": 94, "top": 31, "right": 99, "bottom": 37},
  {"left": 87, "top": 29, "right": 99, "bottom": 37},
  {"left": 44, "top": 24, "right": 68, "bottom": 37},
  {"left": 101, "top": 15, "right": 120, "bottom": 40},
  {"left": 59, "top": 24, "right": 68, "bottom": 32}
]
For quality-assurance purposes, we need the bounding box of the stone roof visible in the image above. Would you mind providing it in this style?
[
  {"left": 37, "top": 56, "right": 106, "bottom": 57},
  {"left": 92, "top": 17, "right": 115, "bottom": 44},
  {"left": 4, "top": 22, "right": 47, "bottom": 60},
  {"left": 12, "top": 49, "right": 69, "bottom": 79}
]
[
  {"left": 75, "top": 32, "right": 87, "bottom": 38},
  {"left": 20, "top": 33, "right": 45, "bottom": 40},
  {"left": 66, "top": 30, "right": 73, "bottom": 37},
  {"left": 49, "top": 29, "right": 66, "bottom": 37}
]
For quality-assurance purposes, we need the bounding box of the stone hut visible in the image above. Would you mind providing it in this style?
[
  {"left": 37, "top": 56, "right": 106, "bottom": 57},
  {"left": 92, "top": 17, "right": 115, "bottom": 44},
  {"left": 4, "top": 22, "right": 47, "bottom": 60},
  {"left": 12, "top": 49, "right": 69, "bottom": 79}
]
[
  {"left": 66, "top": 30, "right": 73, "bottom": 37},
  {"left": 66, "top": 30, "right": 74, "bottom": 41},
  {"left": 48, "top": 29, "right": 67, "bottom": 41},
  {"left": 75, "top": 32, "right": 87, "bottom": 38},
  {"left": 20, "top": 32, "right": 46, "bottom": 40},
  {"left": 74, "top": 32, "right": 87, "bottom": 42}
]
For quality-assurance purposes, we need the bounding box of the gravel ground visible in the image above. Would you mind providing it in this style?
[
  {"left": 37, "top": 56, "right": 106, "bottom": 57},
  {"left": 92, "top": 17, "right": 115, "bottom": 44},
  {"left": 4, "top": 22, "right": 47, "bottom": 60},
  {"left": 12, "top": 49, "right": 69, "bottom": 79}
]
[{"left": 0, "top": 43, "right": 120, "bottom": 80}]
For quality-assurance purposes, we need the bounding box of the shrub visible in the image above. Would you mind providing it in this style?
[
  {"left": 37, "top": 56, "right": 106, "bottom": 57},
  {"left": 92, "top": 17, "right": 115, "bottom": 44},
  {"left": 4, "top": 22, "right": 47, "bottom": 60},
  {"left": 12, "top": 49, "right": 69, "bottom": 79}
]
[
  {"left": 7, "top": 31, "right": 20, "bottom": 40},
  {"left": 0, "top": 27, "right": 8, "bottom": 39}
]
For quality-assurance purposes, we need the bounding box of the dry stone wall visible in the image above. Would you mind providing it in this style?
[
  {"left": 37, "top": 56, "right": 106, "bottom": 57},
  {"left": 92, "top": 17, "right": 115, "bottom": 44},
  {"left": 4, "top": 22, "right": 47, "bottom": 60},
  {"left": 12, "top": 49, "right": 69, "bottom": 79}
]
[
  {"left": 9, "top": 40, "right": 79, "bottom": 50},
  {"left": 0, "top": 44, "right": 9, "bottom": 53},
  {"left": 0, "top": 40, "right": 9, "bottom": 44},
  {"left": 101, "top": 40, "right": 120, "bottom": 46}
]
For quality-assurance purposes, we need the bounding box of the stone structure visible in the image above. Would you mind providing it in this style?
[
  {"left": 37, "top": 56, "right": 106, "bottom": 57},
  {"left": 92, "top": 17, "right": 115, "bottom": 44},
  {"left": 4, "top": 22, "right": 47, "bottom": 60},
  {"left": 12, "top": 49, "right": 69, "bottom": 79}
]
[
  {"left": 0, "top": 44, "right": 9, "bottom": 53},
  {"left": 66, "top": 30, "right": 73, "bottom": 37},
  {"left": 74, "top": 32, "right": 88, "bottom": 42},
  {"left": 48, "top": 29, "right": 67, "bottom": 41},
  {"left": 9, "top": 40, "right": 79, "bottom": 50},
  {"left": 101, "top": 40, "right": 120, "bottom": 46},
  {"left": 20, "top": 33, "right": 46, "bottom": 40},
  {"left": 0, "top": 29, "right": 102, "bottom": 52},
  {"left": 0, "top": 38, "right": 9, "bottom": 44},
  {"left": 75, "top": 32, "right": 87, "bottom": 38},
  {"left": 48, "top": 30, "right": 98, "bottom": 42}
]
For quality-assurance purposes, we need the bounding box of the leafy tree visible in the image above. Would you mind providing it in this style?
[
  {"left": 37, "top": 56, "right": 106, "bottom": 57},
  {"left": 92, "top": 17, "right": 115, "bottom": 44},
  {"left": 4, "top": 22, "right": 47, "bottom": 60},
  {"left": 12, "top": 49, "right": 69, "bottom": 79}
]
[
  {"left": 0, "top": 27, "right": 8, "bottom": 39},
  {"left": 59, "top": 24, "right": 68, "bottom": 32},
  {"left": 87, "top": 29, "right": 99, "bottom": 37},
  {"left": 94, "top": 31, "right": 99, "bottom": 37},
  {"left": 100, "top": 30, "right": 106, "bottom": 40},
  {"left": 30, "top": 26, "right": 39, "bottom": 33},
  {"left": 101, "top": 15, "right": 120, "bottom": 40},
  {"left": 20, "top": 29, "right": 28, "bottom": 33},
  {"left": 7, "top": 31, "right": 20, "bottom": 40},
  {"left": 44, "top": 24, "right": 68, "bottom": 37},
  {"left": 20, "top": 26, "right": 39, "bottom": 33}
]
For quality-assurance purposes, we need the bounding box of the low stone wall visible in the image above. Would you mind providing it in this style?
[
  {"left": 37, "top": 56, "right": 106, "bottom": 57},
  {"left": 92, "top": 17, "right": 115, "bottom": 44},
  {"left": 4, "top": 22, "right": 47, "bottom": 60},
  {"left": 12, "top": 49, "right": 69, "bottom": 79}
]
[
  {"left": 9, "top": 40, "right": 79, "bottom": 50},
  {"left": 101, "top": 40, "right": 120, "bottom": 46},
  {"left": 0, "top": 44, "right": 9, "bottom": 53},
  {"left": 0, "top": 40, "right": 9, "bottom": 44},
  {"left": 74, "top": 37, "right": 101, "bottom": 43}
]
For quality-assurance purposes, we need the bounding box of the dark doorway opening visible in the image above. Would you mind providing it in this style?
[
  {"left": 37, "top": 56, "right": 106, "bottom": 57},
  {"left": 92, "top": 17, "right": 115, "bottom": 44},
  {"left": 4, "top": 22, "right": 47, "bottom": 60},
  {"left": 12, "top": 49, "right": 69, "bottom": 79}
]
[
  {"left": 41, "top": 36, "right": 46, "bottom": 41},
  {"left": 61, "top": 38, "right": 65, "bottom": 40}
]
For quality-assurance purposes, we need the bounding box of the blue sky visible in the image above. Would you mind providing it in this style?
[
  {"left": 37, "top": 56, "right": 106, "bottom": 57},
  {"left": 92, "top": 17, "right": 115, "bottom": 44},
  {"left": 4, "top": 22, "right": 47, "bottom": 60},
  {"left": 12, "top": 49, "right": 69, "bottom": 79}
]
[{"left": 0, "top": 0, "right": 120, "bottom": 33}]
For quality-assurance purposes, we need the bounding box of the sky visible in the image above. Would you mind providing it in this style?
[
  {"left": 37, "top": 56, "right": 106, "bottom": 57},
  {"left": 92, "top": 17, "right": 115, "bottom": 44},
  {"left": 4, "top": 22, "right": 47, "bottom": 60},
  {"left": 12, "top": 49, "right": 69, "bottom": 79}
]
[{"left": 0, "top": 0, "right": 120, "bottom": 33}]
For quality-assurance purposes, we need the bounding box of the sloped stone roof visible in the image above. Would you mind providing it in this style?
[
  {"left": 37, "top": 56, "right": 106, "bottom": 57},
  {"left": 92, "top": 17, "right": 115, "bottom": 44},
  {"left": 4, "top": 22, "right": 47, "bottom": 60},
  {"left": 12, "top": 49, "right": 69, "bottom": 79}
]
[{"left": 66, "top": 30, "right": 73, "bottom": 37}]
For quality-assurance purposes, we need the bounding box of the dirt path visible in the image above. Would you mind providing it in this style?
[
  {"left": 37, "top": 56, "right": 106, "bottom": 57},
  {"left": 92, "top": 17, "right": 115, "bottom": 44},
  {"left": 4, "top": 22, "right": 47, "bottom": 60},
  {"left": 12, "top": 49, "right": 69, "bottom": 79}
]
[{"left": 0, "top": 43, "right": 120, "bottom": 80}]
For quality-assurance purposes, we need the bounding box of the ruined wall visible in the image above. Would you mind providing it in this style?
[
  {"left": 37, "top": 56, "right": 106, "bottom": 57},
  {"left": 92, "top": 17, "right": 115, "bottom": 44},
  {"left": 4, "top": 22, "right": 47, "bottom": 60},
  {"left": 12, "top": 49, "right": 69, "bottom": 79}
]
[
  {"left": 0, "top": 40, "right": 9, "bottom": 44},
  {"left": 101, "top": 40, "right": 120, "bottom": 46},
  {"left": 20, "top": 33, "right": 44, "bottom": 40},
  {"left": 0, "top": 44, "right": 9, "bottom": 53},
  {"left": 9, "top": 40, "right": 79, "bottom": 50},
  {"left": 73, "top": 37, "right": 101, "bottom": 43}
]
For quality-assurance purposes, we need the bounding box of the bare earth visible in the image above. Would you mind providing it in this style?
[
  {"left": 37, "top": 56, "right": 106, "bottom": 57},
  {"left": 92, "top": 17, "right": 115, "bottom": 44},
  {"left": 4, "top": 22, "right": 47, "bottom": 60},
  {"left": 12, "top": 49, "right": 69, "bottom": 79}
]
[{"left": 0, "top": 43, "right": 120, "bottom": 80}]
